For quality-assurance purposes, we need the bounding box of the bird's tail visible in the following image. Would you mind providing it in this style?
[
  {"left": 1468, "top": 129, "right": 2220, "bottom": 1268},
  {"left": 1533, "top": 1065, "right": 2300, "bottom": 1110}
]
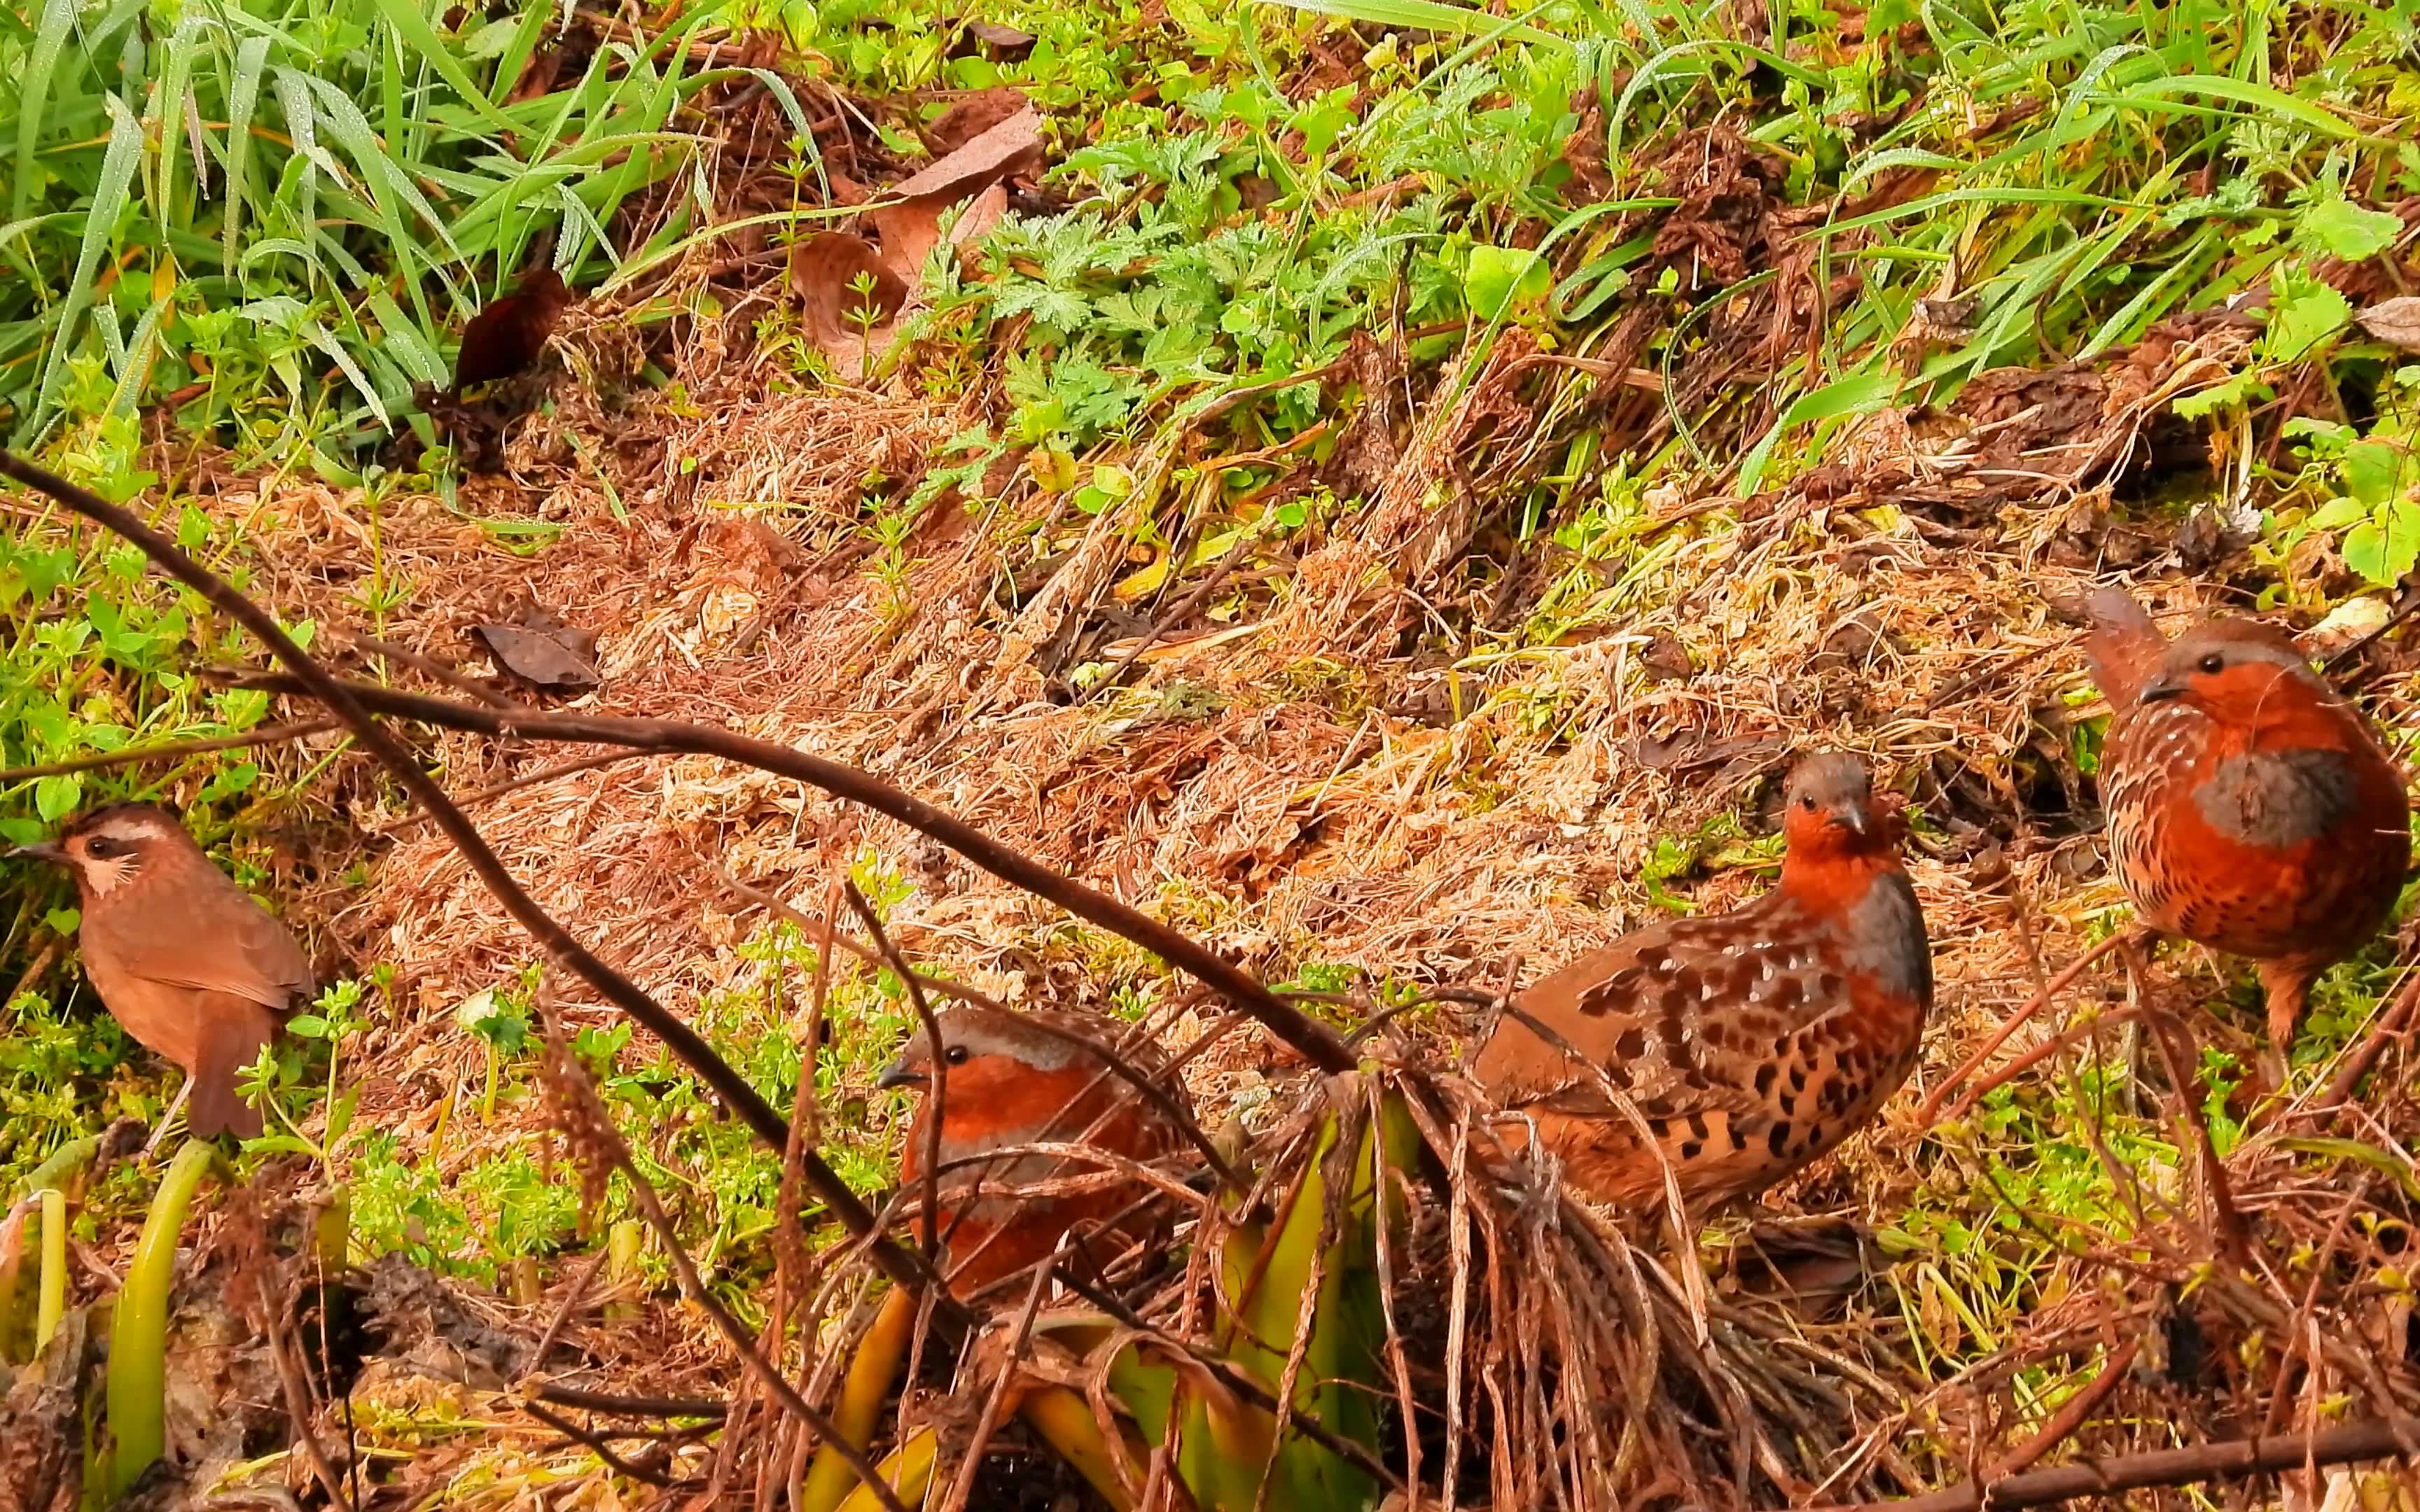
[
  {"left": 2080, "top": 587, "right": 2165, "bottom": 710},
  {"left": 187, "top": 998, "right": 273, "bottom": 1139}
]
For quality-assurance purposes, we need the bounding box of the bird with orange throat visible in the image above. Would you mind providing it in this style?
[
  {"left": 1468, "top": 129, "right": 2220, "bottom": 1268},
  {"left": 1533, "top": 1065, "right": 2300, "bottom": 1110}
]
[
  {"left": 1474, "top": 753, "right": 1933, "bottom": 1212},
  {"left": 2082, "top": 588, "right": 2410, "bottom": 1071},
  {"left": 877, "top": 1004, "right": 1192, "bottom": 1296}
]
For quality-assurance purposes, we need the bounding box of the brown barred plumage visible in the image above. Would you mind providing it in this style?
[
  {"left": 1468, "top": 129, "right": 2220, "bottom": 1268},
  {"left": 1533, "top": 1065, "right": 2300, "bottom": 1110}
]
[
  {"left": 2084, "top": 588, "right": 2410, "bottom": 1060},
  {"left": 1473, "top": 755, "right": 1933, "bottom": 1211}
]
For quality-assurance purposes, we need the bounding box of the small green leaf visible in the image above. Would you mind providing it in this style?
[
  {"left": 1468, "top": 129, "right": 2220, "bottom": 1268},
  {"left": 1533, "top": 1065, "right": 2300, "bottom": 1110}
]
[
  {"left": 34, "top": 774, "right": 82, "bottom": 822},
  {"left": 2342, "top": 502, "right": 2420, "bottom": 586},
  {"left": 286, "top": 1014, "right": 331, "bottom": 1040},
  {"left": 242, "top": 1134, "right": 319, "bottom": 1157},
  {"left": 1463, "top": 246, "right": 1551, "bottom": 322},
  {"left": 2309, "top": 496, "right": 2369, "bottom": 529},
  {"left": 2299, "top": 200, "right": 2403, "bottom": 262},
  {"left": 2342, "top": 440, "right": 2407, "bottom": 507},
  {"left": 43, "top": 907, "right": 80, "bottom": 935},
  {"left": 2265, "top": 267, "right": 2354, "bottom": 363},
  {"left": 2175, "top": 370, "right": 2265, "bottom": 419}
]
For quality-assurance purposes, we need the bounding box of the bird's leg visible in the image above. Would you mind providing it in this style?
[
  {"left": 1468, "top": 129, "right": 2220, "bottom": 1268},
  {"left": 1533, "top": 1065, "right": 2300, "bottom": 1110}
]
[
  {"left": 142, "top": 1079, "right": 192, "bottom": 1160},
  {"left": 2255, "top": 960, "right": 2318, "bottom": 1093},
  {"left": 2114, "top": 934, "right": 2155, "bottom": 1119}
]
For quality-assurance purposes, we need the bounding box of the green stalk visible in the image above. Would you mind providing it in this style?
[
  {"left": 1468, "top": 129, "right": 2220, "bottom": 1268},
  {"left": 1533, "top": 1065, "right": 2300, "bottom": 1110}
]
[
  {"left": 606, "top": 1218, "right": 644, "bottom": 1321},
  {"left": 36, "top": 1186, "right": 65, "bottom": 1354},
  {"left": 106, "top": 1139, "right": 215, "bottom": 1500},
  {"left": 0, "top": 1208, "right": 25, "bottom": 1364},
  {"left": 802, "top": 1284, "right": 918, "bottom": 1512}
]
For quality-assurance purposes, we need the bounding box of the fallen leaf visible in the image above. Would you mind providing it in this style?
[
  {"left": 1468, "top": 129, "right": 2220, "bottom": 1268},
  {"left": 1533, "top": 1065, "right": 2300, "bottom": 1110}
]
[
  {"left": 961, "top": 21, "right": 1036, "bottom": 58},
  {"left": 922, "top": 86, "right": 1032, "bottom": 156},
  {"left": 1639, "top": 631, "right": 1693, "bottom": 682},
  {"left": 951, "top": 182, "right": 1010, "bottom": 246},
  {"left": 2357, "top": 295, "right": 2420, "bottom": 352},
  {"left": 893, "top": 105, "right": 1043, "bottom": 202},
  {"left": 868, "top": 106, "right": 1043, "bottom": 280},
  {"left": 788, "top": 232, "right": 908, "bottom": 379},
  {"left": 452, "top": 267, "right": 573, "bottom": 393},
  {"left": 468, "top": 601, "right": 600, "bottom": 692}
]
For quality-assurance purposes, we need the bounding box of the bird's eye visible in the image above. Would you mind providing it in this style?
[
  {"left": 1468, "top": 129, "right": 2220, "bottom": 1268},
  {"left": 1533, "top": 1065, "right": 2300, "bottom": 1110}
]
[
  {"left": 2198, "top": 652, "right": 2224, "bottom": 675},
  {"left": 944, "top": 1045, "right": 971, "bottom": 1066},
  {"left": 1797, "top": 796, "right": 1816, "bottom": 811},
  {"left": 84, "top": 838, "right": 114, "bottom": 858}
]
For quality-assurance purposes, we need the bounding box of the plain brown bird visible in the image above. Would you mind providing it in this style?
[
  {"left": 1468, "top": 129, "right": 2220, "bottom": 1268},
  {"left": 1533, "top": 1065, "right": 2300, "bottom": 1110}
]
[
  {"left": 13, "top": 804, "right": 315, "bottom": 1141},
  {"left": 877, "top": 1004, "right": 1191, "bottom": 1296},
  {"left": 450, "top": 266, "right": 572, "bottom": 394},
  {"left": 1474, "top": 754, "right": 1933, "bottom": 1212},
  {"left": 2082, "top": 588, "right": 2411, "bottom": 1063}
]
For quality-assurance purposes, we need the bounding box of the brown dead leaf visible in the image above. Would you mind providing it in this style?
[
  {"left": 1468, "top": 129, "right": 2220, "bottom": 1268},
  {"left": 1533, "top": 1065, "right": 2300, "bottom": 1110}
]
[
  {"left": 870, "top": 104, "right": 1036, "bottom": 279},
  {"left": 788, "top": 231, "right": 909, "bottom": 377},
  {"left": 894, "top": 105, "right": 1043, "bottom": 202},
  {"left": 961, "top": 21, "right": 1036, "bottom": 58},
  {"left": 468, "top": 600, "right": 601, "bottom": 692},
  {"left": 921, "top": 87, "right": 1034, "bottom": 158},
  {"left": 2358, "top": 296, "right": 2420, "bottom": 352},
  {"left": 854, "top": 183, "right": 1007, "bottom": 299}
]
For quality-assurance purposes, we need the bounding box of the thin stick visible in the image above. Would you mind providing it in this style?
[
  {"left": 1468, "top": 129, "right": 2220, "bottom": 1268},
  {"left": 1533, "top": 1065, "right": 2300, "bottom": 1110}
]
[
  {"left": 521, "top": 1248, "right": 611, "bottom": 1379},
  {"left": 1930, "top": 1009, "right": 2146, "bottom": 1128},
  {"left": 529, "top": 1385, "right": 728, "bottom": 1419},
  {"left": 522, "top": 1400, "right": 680, "bottom": 1487},
  {"left": 844, "top": 881, "right": 951, "bottom": 1280},
  {"left": 1842, "top": 1415, "right": 2420, "bottom": 1512},
  {"left": 1983, "top": 1338, "right": 2139, "bottom": 1483},
  {"left": 1918, "top": 929, "right": 2142, "bottom": 1125},
  {"left": 936, "top": 1240, "right": 1061, "bottom": 1512},
  {"left": 0, "top": 719, "right": 345, "bottom": 782},
  {"left": 774, "top": 881, "right": 839, "bottom": 1357},
  {"left": 382, "top": 750, "right": 648, "bottom": 832},
  {"left": 0, "top": 451, "right": 943, "bottom": 1303},
  {"left": 2312, "top": 968, "right": 2420, "bottom": 1122},
  {"left": 2147, "top": 1011, "right": 2248, "bottom": 1266},
  {"left": 341, "top": 629, "right": 515, "bottom": 709},
  {"left": 258, "top": 1264, "right": 357, "bottom": 1512},
  {"left": 580, "top": 1050, "right": 915, "bottom": 1512}
]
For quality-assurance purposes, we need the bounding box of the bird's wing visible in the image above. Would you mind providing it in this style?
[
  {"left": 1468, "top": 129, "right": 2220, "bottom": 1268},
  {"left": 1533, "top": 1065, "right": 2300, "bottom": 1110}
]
[
  {"left": 1480, "top": 896, "right": 1842, "bottom": 1125},
  {"left": 2080, "top": 587, "right": 2165, "bottom": 710},
  {"left": 97, "top": 874, "right": 316, "bottom": 1011}
]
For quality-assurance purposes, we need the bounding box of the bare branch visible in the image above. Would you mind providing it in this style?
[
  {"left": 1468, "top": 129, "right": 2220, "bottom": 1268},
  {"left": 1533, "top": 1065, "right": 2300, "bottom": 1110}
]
[
  {"left": 1848, "top": 1415, "right": 2420, "bottom": 1511},
  {"left": 712, "top": 864, "right": 1008, "bottom": 1012}
]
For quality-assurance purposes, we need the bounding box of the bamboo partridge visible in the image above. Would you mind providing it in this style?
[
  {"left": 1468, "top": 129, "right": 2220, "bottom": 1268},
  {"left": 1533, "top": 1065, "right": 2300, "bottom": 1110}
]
[
  {"left": 1473, "top": 754, "right": 1933, "bottom": 1210},
  {"left": 877, "top": 1004, "right": 1190, "bottom": 1295},
  {"left": 13, "top": 803, "right": 315, "bottom": 1140},
  {"left": 2082, "top": 588, "right": 2410, "bottom": 1058}
]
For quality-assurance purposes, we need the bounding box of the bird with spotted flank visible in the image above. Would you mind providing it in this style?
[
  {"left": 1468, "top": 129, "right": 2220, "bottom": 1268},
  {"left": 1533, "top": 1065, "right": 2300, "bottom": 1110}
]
[
  {"left": 1473, "top": 753, "right": 1933, "bottom": 1211},
  {"left": 2082, "top": 587, "right": 2410, "bottom": 1071}
]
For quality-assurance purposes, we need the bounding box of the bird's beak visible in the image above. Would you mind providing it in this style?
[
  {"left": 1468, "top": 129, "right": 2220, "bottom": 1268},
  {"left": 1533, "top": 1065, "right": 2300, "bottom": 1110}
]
[
  {"left": 9, "top": 841, "right": 65, "bottom": 863},
  {"left": 2138, "top": 676, "right": 2185, "bottom": 704},
  {"left": 1828, "top": 808, "right": 1868, "bottom": 837},
  {"left": 875, "top": 1059, "right": 926, "bottom": 1091}
]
